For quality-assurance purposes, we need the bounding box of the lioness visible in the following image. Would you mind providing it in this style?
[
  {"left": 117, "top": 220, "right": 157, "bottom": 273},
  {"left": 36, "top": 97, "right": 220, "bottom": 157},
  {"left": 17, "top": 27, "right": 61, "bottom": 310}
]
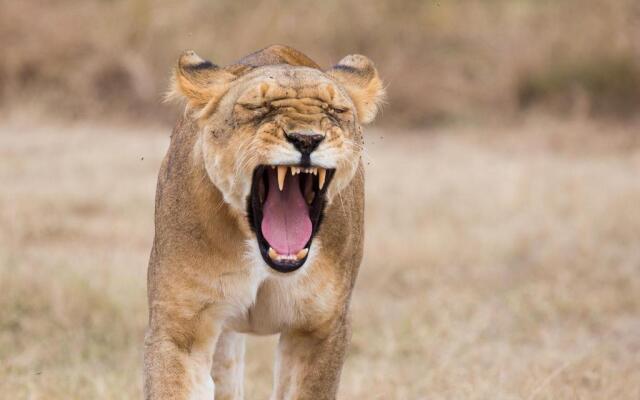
[{"left": 144, "top": 45, "right": 384, "bottom": 400}]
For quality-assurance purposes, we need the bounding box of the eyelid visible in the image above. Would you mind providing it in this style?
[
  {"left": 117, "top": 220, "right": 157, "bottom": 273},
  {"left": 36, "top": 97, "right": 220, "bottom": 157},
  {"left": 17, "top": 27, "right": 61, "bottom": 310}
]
[{"left": 238, "top": 102, "right": 267, "bottom": 110}]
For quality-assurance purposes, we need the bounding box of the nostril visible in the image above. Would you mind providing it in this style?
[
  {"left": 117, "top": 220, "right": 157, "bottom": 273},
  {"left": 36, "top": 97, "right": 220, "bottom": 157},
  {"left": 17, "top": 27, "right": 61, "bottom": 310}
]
[{"left": 285, "top": 132, "right": 325, "bottom": 155}]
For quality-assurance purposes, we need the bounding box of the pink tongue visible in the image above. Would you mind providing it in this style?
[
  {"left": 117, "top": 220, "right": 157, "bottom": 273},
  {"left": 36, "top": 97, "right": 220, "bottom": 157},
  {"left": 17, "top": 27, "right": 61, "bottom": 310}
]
[{"left": 261, "top": 169, "right": 312, "bottom": 255}]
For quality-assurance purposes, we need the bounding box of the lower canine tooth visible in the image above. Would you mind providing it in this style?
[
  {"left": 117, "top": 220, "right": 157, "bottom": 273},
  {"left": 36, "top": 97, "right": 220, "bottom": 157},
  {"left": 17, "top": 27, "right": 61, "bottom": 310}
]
[
  {"left": 295, "top": 248, "right": 309, "bottom": 260},
  {"left": 305, "top": 176, "right": 314, "bottom": 204},
  {"left": 268, "top": 247, "right": 278, "bottom": 260}
]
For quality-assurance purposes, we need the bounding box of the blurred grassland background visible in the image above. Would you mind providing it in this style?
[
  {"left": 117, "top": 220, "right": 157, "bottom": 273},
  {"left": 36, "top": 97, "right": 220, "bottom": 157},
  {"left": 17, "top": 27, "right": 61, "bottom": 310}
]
[
  {"left": 2, "top": 0, "right": 640, "bottom": 126},
  {"left": 2, "top": 1, "right": 640, "bottom": 399}
]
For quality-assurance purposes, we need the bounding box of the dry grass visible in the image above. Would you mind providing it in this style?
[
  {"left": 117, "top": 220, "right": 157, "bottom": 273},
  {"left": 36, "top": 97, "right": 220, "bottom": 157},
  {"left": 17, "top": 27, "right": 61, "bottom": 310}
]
[
  {"left": 1, "top": 0, "right": 639, "bottom": 126},
  {"left": 1, "top": 117, "right": 640, "bottom": 399}
]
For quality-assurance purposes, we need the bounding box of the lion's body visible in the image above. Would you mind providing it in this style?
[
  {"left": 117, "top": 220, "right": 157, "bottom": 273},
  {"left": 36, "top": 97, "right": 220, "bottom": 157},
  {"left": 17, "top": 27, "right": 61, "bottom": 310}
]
[{"left": 144, "top": 45, "right": 383, "bottom": 400}]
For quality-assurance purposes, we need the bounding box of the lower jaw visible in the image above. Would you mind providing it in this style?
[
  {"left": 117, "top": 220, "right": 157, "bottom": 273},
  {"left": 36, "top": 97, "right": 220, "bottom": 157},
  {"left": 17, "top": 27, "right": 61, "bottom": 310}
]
[
  {"left": 261, "top": 245, "right": 308, "bottom": 272},
  {"left": 255, "top": 218, "right": 313, "bottom": 273}
]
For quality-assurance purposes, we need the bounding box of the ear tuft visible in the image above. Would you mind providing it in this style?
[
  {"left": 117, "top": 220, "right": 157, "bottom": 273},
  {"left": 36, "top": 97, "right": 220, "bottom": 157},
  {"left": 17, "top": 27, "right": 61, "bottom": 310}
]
[
  {"left": 327, "top": 55, "right": 386, "bottom": 124},
  {"left": 165, "top": 50, "right": 237, "bottom": 109}
]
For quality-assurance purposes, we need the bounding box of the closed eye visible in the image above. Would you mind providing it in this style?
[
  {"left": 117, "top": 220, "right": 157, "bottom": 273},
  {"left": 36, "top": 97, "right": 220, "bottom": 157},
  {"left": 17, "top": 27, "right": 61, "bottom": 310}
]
[
  {"left": 240, "top": 103, "right": 267, "bottom": 111},
  {"left": 234, "top": 103, "right": 273, "bottom": 123},
  {"left": 332, "top": 107, "right": 348, "bottom": 114}
]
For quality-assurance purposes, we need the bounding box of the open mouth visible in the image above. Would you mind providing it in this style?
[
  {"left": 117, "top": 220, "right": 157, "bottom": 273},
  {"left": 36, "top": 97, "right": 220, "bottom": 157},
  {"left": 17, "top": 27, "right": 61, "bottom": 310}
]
[{"left": 248, "top": 165, "right": 335, "bottom": 273}]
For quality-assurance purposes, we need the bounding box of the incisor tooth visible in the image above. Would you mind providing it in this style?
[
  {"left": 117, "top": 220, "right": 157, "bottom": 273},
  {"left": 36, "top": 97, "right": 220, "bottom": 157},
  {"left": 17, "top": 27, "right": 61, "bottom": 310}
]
[
  {"left": 268, "top": 247, "right": 278, "bottom": 260},
  {"left": 295, "top": 248, "right": 309, "bottom": 260},
  {"left": 277, "top": 166, "right": 287, "bottom": 191},
  {"left": 318, "top": 168, "right": 326, "bottom": 190}
]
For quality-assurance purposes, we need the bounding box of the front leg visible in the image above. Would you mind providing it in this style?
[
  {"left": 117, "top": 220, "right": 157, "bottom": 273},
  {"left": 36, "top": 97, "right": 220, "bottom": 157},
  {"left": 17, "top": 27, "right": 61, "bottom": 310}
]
[
  {"left": 212, "top": 330, "right": 246, "bottom": 400},
  {"left": 271, "top": 314, "right": 351, "bottom": 400},
  {"left": 144, "top": 306, "right": 222, "bottom": 400}
]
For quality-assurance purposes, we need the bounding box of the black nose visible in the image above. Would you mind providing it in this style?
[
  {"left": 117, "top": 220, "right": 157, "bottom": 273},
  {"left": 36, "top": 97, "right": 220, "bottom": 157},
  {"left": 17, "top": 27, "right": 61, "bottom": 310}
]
[{"left": 285, "top": 132, "right": 325, "bottom": 155}]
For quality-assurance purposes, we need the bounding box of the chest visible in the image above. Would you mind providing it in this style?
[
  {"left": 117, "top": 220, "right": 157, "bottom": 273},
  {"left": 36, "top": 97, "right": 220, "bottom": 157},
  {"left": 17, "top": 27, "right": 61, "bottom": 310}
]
[{"left": 225, "top": 264, "right": 341, "bottom": 335}]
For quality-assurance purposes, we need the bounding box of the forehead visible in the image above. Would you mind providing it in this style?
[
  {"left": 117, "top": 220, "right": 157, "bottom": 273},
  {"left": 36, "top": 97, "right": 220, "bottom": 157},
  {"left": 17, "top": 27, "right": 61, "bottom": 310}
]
[{"left": 236, "top": 65, "right": 350, "bottom": 106}]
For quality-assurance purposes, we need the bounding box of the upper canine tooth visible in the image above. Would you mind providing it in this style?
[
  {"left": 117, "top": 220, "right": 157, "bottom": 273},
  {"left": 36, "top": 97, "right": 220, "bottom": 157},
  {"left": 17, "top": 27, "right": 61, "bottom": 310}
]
[
  {"left": 277, "top": 166, "right": 287, "bottom": 191},
  {"left": 318, "top": 168, "right": 326, "bottom": 190},
  {"left": 295, "top": 248, "right": 309, "bottom": 260}
]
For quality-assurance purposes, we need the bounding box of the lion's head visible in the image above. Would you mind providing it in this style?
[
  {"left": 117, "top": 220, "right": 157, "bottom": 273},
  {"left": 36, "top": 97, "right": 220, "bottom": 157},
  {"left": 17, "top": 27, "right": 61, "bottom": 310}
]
[{"left": 168, "top": 45, "right": 384, "bottom": 273}]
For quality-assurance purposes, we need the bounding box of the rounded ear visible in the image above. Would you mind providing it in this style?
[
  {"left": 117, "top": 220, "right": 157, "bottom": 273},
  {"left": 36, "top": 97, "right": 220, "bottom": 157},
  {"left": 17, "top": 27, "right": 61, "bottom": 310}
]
[
  {"left": 166, "top": 50, "right": 240, "bottom": 110},
  {"left": 327, "top": 55, "right": 386, "bottom": 124}
]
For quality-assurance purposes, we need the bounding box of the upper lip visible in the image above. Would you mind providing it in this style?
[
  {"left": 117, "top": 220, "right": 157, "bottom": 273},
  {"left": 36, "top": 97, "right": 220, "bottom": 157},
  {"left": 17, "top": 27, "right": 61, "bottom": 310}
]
[{"left": 247, "top": 164, "right": 335, "bottom": 273}]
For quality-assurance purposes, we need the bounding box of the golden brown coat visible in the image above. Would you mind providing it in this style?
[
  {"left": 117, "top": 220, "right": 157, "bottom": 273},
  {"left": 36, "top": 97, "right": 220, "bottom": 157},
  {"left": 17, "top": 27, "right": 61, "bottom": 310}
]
[{"left": 144, "top": 45, "right": 384, "bottom": 400}]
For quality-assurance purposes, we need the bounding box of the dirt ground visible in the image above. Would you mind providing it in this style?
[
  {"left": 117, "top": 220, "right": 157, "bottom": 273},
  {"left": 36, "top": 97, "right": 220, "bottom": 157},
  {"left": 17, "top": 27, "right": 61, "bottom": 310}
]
[{"left": 1, "top": 119, "right": 640, "bottom": 399}]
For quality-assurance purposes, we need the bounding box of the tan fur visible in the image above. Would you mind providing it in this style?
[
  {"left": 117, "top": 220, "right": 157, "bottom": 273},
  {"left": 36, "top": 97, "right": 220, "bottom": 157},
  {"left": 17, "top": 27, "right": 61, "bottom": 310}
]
[{"left": 145, "top": 45, "right": 384, "bottom": 400}]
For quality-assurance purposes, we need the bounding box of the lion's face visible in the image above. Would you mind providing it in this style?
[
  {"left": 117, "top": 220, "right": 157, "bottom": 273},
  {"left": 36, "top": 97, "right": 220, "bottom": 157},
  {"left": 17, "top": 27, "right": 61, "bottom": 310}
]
[{"left": 170, "top": 49, "right": 384, "bottom": 272}]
